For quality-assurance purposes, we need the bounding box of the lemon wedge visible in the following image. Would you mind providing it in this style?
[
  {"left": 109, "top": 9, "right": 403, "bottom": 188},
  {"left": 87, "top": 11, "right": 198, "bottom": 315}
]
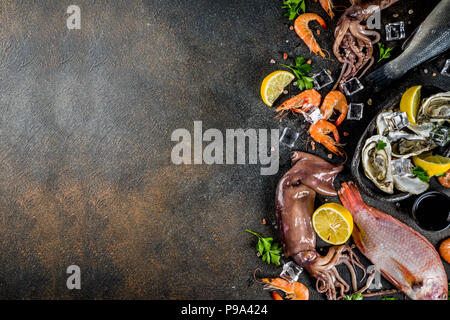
[
  {"left": 412, "top": 152, "right": 450, "bottom": 177},
  {"left": 312, "top": 203, "right": 353, "bottom": 245},
  {"left": 400, "top": 85, "right": 422, "bottom": 124},
  {"left": 260, "top": 71, "right": 295, "bottom": 107}
]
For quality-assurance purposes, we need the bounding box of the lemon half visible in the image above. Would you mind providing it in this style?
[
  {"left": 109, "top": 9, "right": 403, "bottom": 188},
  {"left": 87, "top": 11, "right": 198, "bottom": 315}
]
[
  {"left": 400, "top": 85, "right": 422, "bottom": 124},
  {"left": 260, "top": 71, "right": 295, "bottom": 107},
  {"left": 312, "top": 203, "right": 353, "bottom": 245}
]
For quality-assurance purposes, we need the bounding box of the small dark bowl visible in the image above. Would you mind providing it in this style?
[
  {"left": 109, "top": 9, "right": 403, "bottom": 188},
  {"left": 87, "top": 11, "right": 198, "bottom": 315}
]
[
  {"left": 412, "top": 191, "right": 450, "bottom": 232},
  {"left": 351, "top": 85, "right": 443, "bottom": 202}
]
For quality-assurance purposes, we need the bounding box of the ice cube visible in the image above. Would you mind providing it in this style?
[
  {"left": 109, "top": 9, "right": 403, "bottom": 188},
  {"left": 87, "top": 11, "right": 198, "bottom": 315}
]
[
  {"left": 342, "top": 77, "right": 364, "bottom": 96},
  {"left": 301, "top": 106, "right": 323, "bottom": 124},
  {"left": 392, "top": 158, "right": 413, "bottom": 176},
  {"left": 312, "top": 69, "right": 334, "bottom": 90},
  {"left": 280, "top": 261, "right": 303, "bottom": 284},
  {"left": 441, "top": 59, "right": 450, "bottom": 77},
  {"left": 430, "top": 126, "right": 450, "bottom": 147},
  {"left": 385, "top": 21, "right": 405, "bottom": 41},
  {"left": 385, "top": 112, "right": 409, "bottom": 131},
  {"left": 280, "top": 127, "right": 300, "bottom": 148},
  {"left": 347, "top": 103, "right": 364, "bottom": 120}
]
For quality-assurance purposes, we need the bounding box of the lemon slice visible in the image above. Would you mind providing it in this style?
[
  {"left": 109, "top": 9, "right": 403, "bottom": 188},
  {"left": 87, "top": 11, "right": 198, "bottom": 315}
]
[
  {"left": 400, "top": 85, "right": 422, "bottom": 124},
  {"left": 312, "top": 203, "right": 353, "bottom": 245},
  {"left": 260, "top": 71, "right": 295, "bottom": 107},
  {"left": 412, "top": 152, "right": 450, "bottom": 177}
]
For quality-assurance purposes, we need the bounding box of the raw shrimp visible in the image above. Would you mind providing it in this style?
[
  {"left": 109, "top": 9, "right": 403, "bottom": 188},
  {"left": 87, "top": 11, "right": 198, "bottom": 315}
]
[
  {"left": 294, "top": 13, "right": 327, "bottom": 58},
  {"left": 320, "top": 90, "right": 348, "bottom": 126},
  {"left": 262, "top": 278, "right": 309, "bottom": 300},
  {"left": 276, "top": 89, "right": 322, "bottom": 115},
  {"left": 318, "top": 0, "right": 334, "bottom": 19},
  {"left": 308, "top": 119, "right": 343, "bottom": 156}
]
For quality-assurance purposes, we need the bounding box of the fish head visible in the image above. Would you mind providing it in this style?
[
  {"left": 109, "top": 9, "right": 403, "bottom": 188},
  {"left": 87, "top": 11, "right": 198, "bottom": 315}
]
[{"left": 411, "top": 277, "right": 448, "bottom": 300}]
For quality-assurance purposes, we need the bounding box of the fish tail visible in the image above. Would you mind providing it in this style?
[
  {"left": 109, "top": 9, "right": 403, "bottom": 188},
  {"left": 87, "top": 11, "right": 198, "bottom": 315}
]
[
  {"left": 338, "top": 181, "right": 365, "bottom": 213},
  {"left": 365, "top": 62, "right": 400, "bottom": 89}
]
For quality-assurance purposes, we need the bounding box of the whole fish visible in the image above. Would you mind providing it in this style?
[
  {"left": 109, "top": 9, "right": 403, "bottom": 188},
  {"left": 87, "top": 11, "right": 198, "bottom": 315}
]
[
  {"left": 366, "top": 0, "right": 450, "bottom": 87},
  {"left": 338, "top": 182, "right": 448, "bottom": 300}
]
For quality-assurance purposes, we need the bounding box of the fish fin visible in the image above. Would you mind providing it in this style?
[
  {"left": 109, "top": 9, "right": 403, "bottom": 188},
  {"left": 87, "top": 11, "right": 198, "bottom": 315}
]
[
  {"left": 391, "top": 257, "right": 420, "bottom": 288},
  {"left": 338, "top": 181, "right": 365, "bottom": 212},
  {"left": 365, "top": 63, "right": 397, "bottom": 89}
]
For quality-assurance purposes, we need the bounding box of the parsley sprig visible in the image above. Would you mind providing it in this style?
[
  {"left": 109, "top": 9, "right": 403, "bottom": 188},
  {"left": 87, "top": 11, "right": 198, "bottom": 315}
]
[
  {"left": 377, "top": 42, "right": 394, "bottom": 63},
  {"left": 376, "top": 140, "right": 387, "bottom": 150},
  {"left": 245, "top": 229, "right": 282, "bottom": 266},
  {"left": 344, "top": 292, "right": 363, "bottom": 300},
  {"left": 412, "top": 166, "right": 430, "bottom": 183},
  {"left": 280, "top": 57, "right": 314, "bottom": 90},
  {"left": 282, "top": 0, "right": 306, "bottom": 20}
]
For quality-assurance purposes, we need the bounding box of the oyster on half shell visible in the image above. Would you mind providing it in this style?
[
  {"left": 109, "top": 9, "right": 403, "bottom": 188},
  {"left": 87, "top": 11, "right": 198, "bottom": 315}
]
[
  {"left": 388, "top": 131, "right": 436, "bottom": 158},
  {"left": 417, "top": 92, "right": 450, "bottom": 123},
  {"left": 362, "top": 135, "right": 394, "bottom": 194}
]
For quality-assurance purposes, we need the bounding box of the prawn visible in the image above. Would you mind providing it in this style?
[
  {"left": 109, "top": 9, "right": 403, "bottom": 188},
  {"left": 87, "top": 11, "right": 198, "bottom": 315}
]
[
  {"left": 262, "top": 278, "right": 309, "bottom": 300},
  {"left": 308, "top": 119, "right": 343, "bottom": 156},
  {"left": 320, "top": 90, "right": 348, "bottom": 126},
  {"left": 294, "top": 13, "right": 327, "bottom": 58},
  {"left": 276, "top": 89, "right": 322, "bottom": 115},
  {"left": 318, "top": 0, "right": 335, "bottom": 19}
]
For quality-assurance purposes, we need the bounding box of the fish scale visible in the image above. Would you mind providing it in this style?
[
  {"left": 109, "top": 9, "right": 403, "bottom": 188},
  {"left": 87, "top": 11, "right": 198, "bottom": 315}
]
[{"left": 339, "top": 182, "right": 448, "bottom": 300}]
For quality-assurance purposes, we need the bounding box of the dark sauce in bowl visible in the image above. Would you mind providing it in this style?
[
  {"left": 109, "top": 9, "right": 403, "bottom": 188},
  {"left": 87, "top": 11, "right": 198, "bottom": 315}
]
[{"left": 412, "top": 191, "right": 450, "bottom": 232}]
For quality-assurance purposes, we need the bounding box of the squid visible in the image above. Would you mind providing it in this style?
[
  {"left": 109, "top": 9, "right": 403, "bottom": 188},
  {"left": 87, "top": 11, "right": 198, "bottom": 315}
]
[{"left": 275, "top": 151, "right": 372, "bottom": 299}]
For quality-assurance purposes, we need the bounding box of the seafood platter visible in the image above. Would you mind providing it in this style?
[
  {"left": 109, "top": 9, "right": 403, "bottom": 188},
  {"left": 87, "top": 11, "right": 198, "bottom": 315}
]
[{"left": 251, "top": 0, "right": 450, "bottom": 300}]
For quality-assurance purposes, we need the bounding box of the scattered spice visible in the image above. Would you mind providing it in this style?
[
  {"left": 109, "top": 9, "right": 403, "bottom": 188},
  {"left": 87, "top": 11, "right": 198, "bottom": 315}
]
[
  {"left": 283, "top": 52, "right": 288, "bottom": 60},
  {"left": 311, "top": 141, "right": 315, "bottom": 150},
  {"left": 393, "top": 13, "right": 399, "bottom": 18},
  {"left": 424, "top": 68, "right": 428, "bottom": 73},
  {"left": 283, "top": 89, "right": 288, "bottom": 94},
  {"left": 270, "top": 59, "right": 276, "bottom": 64},
  {"left": 286, "top": 40, "right": 289, "bottom": 43},
  {"left": 408, "top": 21, "right": 412, "bottom": 24},
  {"left": 289, "top": 25, "right": 294, "bottom": 31},
  {"left": 328, "top": 154, "right": 333, "bottom": 159},
  {"left": 262, "top": 218, "right": 267, "bottom": 225},
  {"left": 408, "top": 9, "right": 414, "bottom": 14},
  {"left": 343, "top": 131, "right": 349, "bottom": 136},
  {"left": 316, "top": 29, "right": 320, "bottom": 35},
  {"left": 307, "top": 59, "right": 312, "bottom": 65},
  {"left": 432, "top": 72, "right": 437, "bottom": 77},
  {"left": 367, "top": 98, "right": 373, "bottom": 106}
]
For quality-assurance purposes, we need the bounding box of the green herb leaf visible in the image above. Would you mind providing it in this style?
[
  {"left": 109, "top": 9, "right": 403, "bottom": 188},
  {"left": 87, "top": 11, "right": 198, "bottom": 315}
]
[
  {"left": 378, "top": 42, "right": 394, "bottom": 63},
  {"left": 245, "top": 229, "right": 282, "bottom": 266},
  {"left": 412, "top": 166, "right": 430, "bottom": 183},
  {"left": 376, "top": 140, "right": 387, "bottom": 150},
  {"left": 381, "top": 296, "right": 398, "bottom": 300},
  {"left": 280, "top": 56, "right": 313, "bottom": 93},
  {"left": 282, "top": 0, "right": 307, "bottom": 21},
  {"left": 435, "top": 172, "right": 447, "bottom": 177},
  {"left": 344, "top": 292, "right": 363, "bottom": 300}
]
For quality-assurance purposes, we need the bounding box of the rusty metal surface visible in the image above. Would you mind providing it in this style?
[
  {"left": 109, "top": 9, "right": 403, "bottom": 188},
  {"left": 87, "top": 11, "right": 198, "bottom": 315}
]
[{"left": 0, "top": 0, "right": 448, "bottom": 299}]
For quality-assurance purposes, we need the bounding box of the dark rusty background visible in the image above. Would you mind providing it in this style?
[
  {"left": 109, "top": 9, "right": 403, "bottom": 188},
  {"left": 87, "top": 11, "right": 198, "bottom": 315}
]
[{"left": 0, "top": 0, "right": 448, "bottom": 299}]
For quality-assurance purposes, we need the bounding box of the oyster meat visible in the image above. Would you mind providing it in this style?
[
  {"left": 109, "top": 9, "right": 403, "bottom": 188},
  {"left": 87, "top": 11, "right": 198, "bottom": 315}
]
[
  {"left": 388, "top": 131, "right": 436, "bottom": 158},
  {"left": 417, "top": 92, "right": 450, "bottom": 123},
  {"left": 362, "top": 135, "right": 394, "bottom": 194}
]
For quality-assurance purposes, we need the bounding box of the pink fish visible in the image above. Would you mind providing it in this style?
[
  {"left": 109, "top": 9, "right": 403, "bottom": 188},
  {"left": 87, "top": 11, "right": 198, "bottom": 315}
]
[{"left": 338, "top": 182, "right": 448, "bottom": 300}]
